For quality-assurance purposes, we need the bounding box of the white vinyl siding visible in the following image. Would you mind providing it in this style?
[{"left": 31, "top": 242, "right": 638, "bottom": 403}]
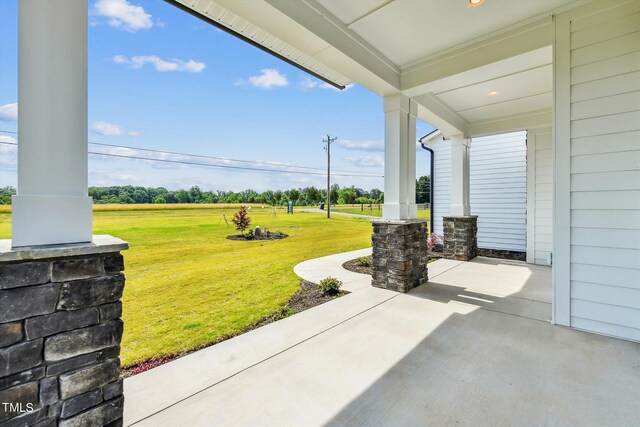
[
  {"left": 470, "top": 131, "right": 527, "bottom": 252},
  {"left": 527, "top": 129, "right": 553, "bottom": 265},
  {"left": 567, "top": 1, "right": 640, "bottom": 341},
  {"left": 430, "top": 131, "right": 528, "bottom": 253},
  {"left": 431, "top": 139, "right": 451, "bottom": 239}
]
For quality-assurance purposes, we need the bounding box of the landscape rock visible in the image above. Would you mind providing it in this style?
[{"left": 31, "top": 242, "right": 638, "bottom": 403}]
[
  {"left": 25, "top": 308, "right": 99, "bottom": 340},
  {"left": 58, "top": 358, "right": 119, "bottom": 399},
  {"left": 51, "top": 257, "right": 104, "bottom": 282},
  {"left": 254, "top": 226, "right": 261, "bottom": 236},
  {"left": 59, "top": 395, "right": 123, "bottom": 427},
  {"left": 0, "top": 322, "right": 23, "bottom": 348},
  {"left": 0, "top": 261, "right": 49, "bottom": 289},
  {"left": 60, "top": 389, "right": 103, "bottom": 418},
  {"left": 44, "top": 320, "right": 123, "bottom": 362},
  {"left": 0, "top": 283, "right": 61, "bottom": 323},
  {"left": 0, "top": 339, "right": 43, "bottom": 377},
  {"left": 56, "top": 274, "right": 124, "bottom": 311}
]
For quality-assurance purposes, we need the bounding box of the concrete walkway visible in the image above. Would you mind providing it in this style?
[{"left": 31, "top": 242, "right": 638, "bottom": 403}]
[
  {"left": 124, "top": 252, "right": 640, "bottom": 426},
  {"left": 294, "top": 247, "right": 372, "bottom": 292}
]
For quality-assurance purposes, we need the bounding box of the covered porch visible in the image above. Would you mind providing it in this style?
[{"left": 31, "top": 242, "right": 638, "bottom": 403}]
[{"left": 123, "top": 253, "right": 639, "bottom": 425}]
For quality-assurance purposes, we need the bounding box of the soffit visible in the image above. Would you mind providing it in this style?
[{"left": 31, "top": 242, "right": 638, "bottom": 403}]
[{"left": 317, "top": 0, "right": 569, "bottom": 67}]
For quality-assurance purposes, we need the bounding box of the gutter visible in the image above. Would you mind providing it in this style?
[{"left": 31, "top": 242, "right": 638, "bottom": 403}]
[{"left": 418, "top": 129, "right": 439, "bottom": 236}]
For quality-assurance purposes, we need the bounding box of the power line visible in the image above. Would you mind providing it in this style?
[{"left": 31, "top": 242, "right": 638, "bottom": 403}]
[
  {"left": 0, "top": 141, "right": 382, "bottom": 178},
  {"left": 0, "top": 129, "right": 382, "bottom": 175}
]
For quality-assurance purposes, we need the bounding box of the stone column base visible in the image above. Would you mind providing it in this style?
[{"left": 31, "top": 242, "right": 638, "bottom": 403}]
[
  {"left": 443, "top": 216, "right": 478, "bottom": 261},
  {"left": 371, "top": 219, "right": 429, "bottom": 293},
  {"left": 0, "top": 235, "right": 128, "bottom": 427}
]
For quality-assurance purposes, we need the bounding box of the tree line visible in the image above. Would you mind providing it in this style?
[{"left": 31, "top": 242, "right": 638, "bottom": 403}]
[{"left": 0, "top": 176, "right": 430, "bottom": 206}]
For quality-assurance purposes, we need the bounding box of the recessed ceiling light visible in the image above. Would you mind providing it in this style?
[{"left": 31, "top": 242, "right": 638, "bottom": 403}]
[
  {"left": 488, "top": 91, "right": 498, "bottom": 96},
  {"left": 468, "top": 0, "right": 485, "bottom": 7}
]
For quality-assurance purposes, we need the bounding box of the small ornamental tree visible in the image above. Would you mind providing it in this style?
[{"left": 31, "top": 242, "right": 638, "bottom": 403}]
[{"left": 231, "top": 205, "right": 252, "bottom": 236}]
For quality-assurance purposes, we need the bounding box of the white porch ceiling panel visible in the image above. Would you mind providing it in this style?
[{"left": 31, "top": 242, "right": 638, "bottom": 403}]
[{"left": 317, "top": 0, "right": 569, "bottom": 67}]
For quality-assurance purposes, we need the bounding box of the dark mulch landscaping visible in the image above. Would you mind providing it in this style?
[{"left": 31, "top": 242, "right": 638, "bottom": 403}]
[
  {"left": 227, "top": 232, "right": 289, "bottom": 241},
  {"left": 121, "top": 279, "right": 345, "bottom": 377},
  {"left": 342, "top": 253, "right": 442, "bottom": 276}
]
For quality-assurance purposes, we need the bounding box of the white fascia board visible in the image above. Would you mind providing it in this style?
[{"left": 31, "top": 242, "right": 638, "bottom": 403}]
[
  {"left": 256, "top": 0, "right": 401, "bottom": 94},
  {"left": 401, "top": 17, "right": 554, "bottom": 97},
  {"left": 467, "top": 108, "right": 552, "bottom": 138}
]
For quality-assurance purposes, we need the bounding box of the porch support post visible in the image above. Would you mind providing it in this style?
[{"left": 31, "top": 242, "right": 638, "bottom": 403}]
[
  {"left": 12, "top": 0, "right": 92, "bottom": 247},
  {"left": 372, "top": 94, "right": 428, "bottom": 293},
  {"left": 382, "top": 94, "right": 417, "bottom": 220},
  {"left": 443, "top": 134, "right": 477, "bottom": 261},
  {"left": 450, "top": 134, "right": 470, "bottom": 216}
]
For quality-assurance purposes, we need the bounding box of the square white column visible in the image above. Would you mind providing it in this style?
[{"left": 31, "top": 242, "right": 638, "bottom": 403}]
[
  {"left": 383, "top": 94, "right": 418, "bottom": 220},
  {"left": 450, "top": 134, "right": 471, "bottom": 216},
  {"left": 12, "top": 0, "right": 92, "bottom": 247}
]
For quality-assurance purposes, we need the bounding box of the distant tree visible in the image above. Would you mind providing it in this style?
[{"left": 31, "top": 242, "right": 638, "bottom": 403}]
[
  {"left": 416, "top": 175, "right": 431, "bottom": 204},
  {"left": 153, "top": 196, "right": 166, "bottom": 204},
  {"left": 369, "top": 188, "right": 382, "bottom": 201},
  {"left": 231, "top": 206, "right": 252, "bottom": 235}
]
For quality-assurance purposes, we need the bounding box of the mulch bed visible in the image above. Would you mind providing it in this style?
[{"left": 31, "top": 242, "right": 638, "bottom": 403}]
[
  {"left": 227, "top": 232, "right": 289, "bottom": 241},
  {"left": 121, "top": 279, "right": 345, "bottom": 378},
  {"left": 342, "top": 253, "right": 443, "bottom": 276}
]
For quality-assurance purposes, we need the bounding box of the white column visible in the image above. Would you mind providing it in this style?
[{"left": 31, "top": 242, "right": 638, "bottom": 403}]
[
  {"left": 12, "top": 0, "right": 92, "bottom": 247},
  {"left": 450, "top": 134, "right": 471, "bottom": 216},
  {"left": 382, "top": 94, "right": 417, "bottom": 220}
]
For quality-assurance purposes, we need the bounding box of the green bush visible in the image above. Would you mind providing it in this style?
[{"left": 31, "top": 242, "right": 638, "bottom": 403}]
[
  {"left": 245, "top": 229, "right": 254, "bottom": 239},
  {"left": 318, "top": 276, "right": 342, "bottom": 295},
  {"left": 356, "top": 256, "right": 370, "bottom": 267},
  {"left": 274, "top": 231, "right": 286, "bottom": 238}
]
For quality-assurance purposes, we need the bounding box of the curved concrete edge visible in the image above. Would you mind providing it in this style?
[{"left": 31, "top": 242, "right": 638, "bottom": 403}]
[{"left": 294, "top": 247, "right": 373, "bottom": 292}]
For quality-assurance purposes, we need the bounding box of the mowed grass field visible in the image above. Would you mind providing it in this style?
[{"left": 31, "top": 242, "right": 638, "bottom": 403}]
[{"left": 0, "top": 206, "right": 373, "bottom": 366}]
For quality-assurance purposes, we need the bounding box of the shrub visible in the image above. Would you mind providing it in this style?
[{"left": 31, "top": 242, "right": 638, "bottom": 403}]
[
  {"left": 356, "top": 256, "right": 370, "bottom": 267},
  {"left": 231, "top": 205, "right": 252, "bottom": 235},
  {"left": 318, "top": 276, "right": 342, "bottom": 295},
  {"left": 245, "top": 229, "right": 254, "bottom": 240},
  {"left": 274, "top": 231, "right": 286, "bottom": 238},
  {"left": 427, "top": 233, "right": 442, "bottom": 252}
]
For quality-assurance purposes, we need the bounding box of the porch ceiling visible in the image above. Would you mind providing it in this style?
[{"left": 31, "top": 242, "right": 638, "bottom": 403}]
[{"left": 169, "top": 0, "right": 575, "bottom": 136}]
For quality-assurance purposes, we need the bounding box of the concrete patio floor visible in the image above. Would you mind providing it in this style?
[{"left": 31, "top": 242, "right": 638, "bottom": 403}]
[{"left": 124, "top": 252, "right": 640, "bottom": 426}]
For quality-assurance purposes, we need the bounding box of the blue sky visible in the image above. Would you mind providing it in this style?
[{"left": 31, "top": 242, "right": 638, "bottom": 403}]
[{"left": 0, "top": 0, "right": 433, "bottom": 192}]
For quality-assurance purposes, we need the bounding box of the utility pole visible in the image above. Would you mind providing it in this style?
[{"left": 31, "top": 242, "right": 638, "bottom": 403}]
[{"left": 323, "top": 134, "right": 337, "bottom": 218}]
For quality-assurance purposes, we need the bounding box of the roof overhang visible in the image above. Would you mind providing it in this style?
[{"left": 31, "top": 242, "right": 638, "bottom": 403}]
[{"left": 168, "top": 0, "right": 587, "bottom": 138}]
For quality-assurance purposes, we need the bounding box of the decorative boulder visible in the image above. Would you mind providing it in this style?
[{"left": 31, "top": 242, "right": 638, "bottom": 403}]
[{"left": 254, "top": 226, "right": 262, "bottom": 237}]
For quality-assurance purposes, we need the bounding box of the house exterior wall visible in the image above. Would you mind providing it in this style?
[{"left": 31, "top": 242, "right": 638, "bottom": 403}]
[
  {"left": 469, "top": 132, "right": 527, "bottom": 252},
  {"left": 555, "top": 0, "right": 640, "bottom": 341},
  {"left": 431, "top": 131, "right": 528, "bottom": 253},
  {"left": 526, "top": 128, "right": 553, "bottom": 265}
]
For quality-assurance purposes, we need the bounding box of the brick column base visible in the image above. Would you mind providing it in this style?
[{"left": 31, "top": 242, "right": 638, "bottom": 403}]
[
  {"left": 443, "top": 216, "right": 478, "bottom": 261},
  {"left": 371, "top": 219, "right": 429, "bottom": 293},
  {"left": 0, "top": 235, "right": 128, "bottom": 427}
]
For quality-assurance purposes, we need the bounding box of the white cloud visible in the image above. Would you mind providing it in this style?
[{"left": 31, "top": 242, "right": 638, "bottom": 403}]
[
  {"left": 242, "top": 69, "right": 288, "bottom": 89},
  {"left": 94, "top": 0, "right": 153, "bottom": 32},
  {"left": 0, "top": 135, "right": 17, "bottom": 169},
  {"left": 346, "top": 155, "right": 384, "bottom": 168},
  {"left": 0, "top": 103, "right": 18, "bottom": 122},
  {"left": 337, "top": 139, "right": 384, "bottom": 152},
  {"left": 91, "top": 121, "right": 139, "bottom": 136},
  {"left": 298, "top": 77, "right": 318, "bottom": 91},
  {"left": 113, "top": 55, "right": 206, "bottom": 73}
]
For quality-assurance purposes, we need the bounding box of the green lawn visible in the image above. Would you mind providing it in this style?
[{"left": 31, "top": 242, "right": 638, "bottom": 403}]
[
  {"left": 0, "top": 207, "right": 373, "bottom": 366},
  {"left": 330, "top": 206, "right": 431, "bottom": 219}
]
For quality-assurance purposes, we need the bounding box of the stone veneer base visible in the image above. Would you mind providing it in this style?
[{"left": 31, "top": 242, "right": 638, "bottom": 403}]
[
  {"left": 443, "top": 216, "right": 478, "bottom": 261},
  {"left": 371, "top": 219, "right": 429, "bottom": 293},
  {"left": 0, "top": 235, "right": 128, "bottom": 427}
]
